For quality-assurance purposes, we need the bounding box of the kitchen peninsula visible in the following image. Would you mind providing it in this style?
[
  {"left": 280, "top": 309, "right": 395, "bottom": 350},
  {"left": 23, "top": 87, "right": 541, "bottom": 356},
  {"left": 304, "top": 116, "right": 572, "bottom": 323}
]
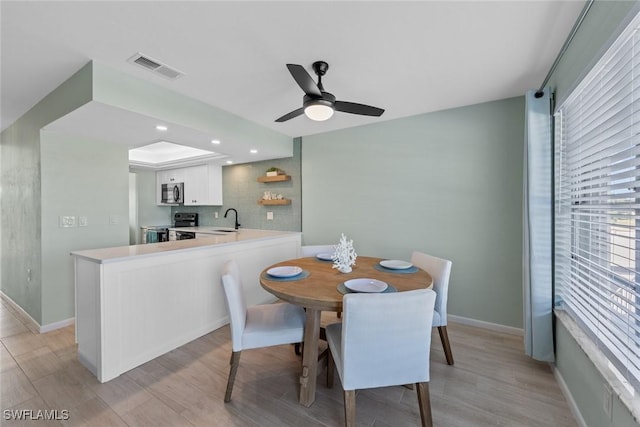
[{"left": 71, "top": 229, "right": 301, "bottom": 382}]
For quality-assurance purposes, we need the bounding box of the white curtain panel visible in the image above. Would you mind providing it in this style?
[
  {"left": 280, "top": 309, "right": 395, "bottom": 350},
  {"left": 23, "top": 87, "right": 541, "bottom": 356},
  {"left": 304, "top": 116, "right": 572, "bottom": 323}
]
[{"left": 523, "top": 88, "right": 554, "bottom": 362}]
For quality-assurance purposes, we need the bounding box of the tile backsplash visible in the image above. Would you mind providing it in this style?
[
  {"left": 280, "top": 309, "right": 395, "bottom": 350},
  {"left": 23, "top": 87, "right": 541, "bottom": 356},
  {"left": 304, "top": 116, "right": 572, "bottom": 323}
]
[{"left": 172, "top": 138, "right": 301, "bottom": 231}]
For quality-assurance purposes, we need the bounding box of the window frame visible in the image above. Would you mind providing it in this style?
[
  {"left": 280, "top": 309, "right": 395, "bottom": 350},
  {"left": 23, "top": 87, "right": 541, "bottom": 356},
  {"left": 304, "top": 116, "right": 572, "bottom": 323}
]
[{"left": 553, "top": 11, "right": 640, "bottom": 394}]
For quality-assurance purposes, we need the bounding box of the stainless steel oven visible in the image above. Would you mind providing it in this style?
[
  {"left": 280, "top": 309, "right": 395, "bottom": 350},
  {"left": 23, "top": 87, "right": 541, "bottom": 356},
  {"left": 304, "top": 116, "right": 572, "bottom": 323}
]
[{"left": 169, "top": 212, "right": 199, "bottom": 241}]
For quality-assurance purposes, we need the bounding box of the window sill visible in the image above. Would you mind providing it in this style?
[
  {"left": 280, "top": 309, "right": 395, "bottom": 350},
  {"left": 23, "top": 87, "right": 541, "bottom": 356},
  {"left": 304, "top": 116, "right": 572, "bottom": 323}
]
[{"left": 554, "top": 309, "right": 640, "bottom": 422}]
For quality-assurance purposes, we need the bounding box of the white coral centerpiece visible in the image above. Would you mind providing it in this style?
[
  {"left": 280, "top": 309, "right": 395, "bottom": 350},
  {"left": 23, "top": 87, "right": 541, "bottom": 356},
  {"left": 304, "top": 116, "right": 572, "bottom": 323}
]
[{"left": 332, "top": 233, "right": 357, "bottom": 273}]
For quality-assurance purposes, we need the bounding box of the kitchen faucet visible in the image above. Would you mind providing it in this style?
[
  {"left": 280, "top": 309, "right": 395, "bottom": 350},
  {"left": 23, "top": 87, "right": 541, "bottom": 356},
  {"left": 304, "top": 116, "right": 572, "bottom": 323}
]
[{"left": 224, "top": 208, "right": 241, "bottom": 230}]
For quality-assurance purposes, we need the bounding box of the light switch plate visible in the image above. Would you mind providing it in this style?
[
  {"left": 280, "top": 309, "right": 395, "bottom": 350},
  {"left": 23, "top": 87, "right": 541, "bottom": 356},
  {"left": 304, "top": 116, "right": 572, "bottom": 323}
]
[
  {"left": 267, "top": 212, "right": 274, "bottom": 220},
  {"left": 109, "top": 215, "right": 119, "bottom": 225},
  {"left": 59, "top": 216, "right": 76, "bottom": 228},
  {"left": 79, "top": 216, "right": 88, "bottom": 227}
]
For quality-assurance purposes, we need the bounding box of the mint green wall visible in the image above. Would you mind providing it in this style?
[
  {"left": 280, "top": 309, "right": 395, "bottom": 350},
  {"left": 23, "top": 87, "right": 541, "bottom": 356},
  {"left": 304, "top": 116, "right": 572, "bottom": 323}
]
[
  {"left": 40, "top": 132, "right": 129, "bottom": 325},
  {"left": 171, "top": 138, "right": 302, "bottom": 231},
  {"left": 547, "top": 2, "right": 639, "bottom": 426},
  {"left": 0, "top": 63, "right": 93, "bottom": 324},
  {"left": 556, "top": 321, "right": 637, "bottom": 427},
  {"left": 302, "top": 97, "right": 524, "bottom": 328}
]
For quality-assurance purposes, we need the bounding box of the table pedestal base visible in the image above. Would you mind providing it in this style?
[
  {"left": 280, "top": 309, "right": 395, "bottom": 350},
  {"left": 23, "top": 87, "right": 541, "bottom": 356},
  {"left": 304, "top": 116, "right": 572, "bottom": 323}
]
[{"left": 299, "top": 308, "right": 321, "bottom": 407}]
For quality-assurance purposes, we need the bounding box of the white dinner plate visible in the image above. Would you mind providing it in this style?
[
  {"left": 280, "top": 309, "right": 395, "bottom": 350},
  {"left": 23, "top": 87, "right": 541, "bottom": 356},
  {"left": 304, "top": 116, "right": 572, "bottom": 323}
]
[
  {"left": 344, "top": 278, "right": 388, "bottom": 293},
  {"left": 379, "top": 260, "right": 413, "bottom": 270},
  {"left": 267, "top": 266, "right": 303, "bottom": 278},
  {"left": 316, "top": 253, "right": 334, "bottom": 261}
]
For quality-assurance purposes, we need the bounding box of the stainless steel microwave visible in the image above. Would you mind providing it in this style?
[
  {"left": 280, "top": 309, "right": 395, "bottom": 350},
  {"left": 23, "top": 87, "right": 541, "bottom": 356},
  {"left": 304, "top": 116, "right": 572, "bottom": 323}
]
[{"left": 161, "top": 182, "right": 184, "bottom": 204}]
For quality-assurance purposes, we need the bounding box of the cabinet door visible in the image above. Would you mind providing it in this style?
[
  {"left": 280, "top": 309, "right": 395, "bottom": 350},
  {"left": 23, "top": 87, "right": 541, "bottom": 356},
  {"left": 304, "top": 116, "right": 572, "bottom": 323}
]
[
  {"left": 158, "top": 168, "right": 185, "bottom": 184},
  {"left": 183, "top": 164, "right": 223, "bottom": 206},
  {"left": 183, "top": 165, "right": 207, "bottom": 205},
  {"left": 207, "top": 164, "right": 223, "bottom": 205}
]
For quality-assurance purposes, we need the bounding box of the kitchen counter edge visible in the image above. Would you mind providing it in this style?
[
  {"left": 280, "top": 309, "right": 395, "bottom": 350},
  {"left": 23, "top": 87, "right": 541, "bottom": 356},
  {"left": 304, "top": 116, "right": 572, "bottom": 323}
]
[{"left": 71, "top": 229, "right": 301, "bottom": 264}]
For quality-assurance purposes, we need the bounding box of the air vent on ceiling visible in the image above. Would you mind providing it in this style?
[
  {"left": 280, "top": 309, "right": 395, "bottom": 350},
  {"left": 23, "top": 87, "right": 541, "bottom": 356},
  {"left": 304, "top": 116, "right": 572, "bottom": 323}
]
[{"left": 127, "top": 53, "right": 185, "bottom": 80}]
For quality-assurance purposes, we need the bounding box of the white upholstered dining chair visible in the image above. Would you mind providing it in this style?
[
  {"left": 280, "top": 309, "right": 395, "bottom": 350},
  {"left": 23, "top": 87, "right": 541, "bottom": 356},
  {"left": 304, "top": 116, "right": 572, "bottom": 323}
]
[
  {"left": 301, "top": 244, "right": 336, "bottom": 257},
  {"left": 220, "top": 260, "right": 306, "bottom": 402},
  {"left": 411, "top": 251, "right": 454, "bottom": 365},
  {"left": 326, "top": 289, "right": 437, "bottom": 427}
]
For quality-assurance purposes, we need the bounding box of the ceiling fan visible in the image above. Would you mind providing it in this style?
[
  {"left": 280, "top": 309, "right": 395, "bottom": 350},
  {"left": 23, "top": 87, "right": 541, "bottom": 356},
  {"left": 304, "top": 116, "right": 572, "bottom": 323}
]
[{"left": 275, "top": 61, "right": 385, "bottom": 122}]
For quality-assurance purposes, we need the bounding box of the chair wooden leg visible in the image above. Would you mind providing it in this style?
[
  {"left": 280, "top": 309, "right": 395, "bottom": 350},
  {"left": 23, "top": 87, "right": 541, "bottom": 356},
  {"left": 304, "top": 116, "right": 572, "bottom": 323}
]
[
  {"left": 438, "top": 325, "right": 454, "bottom": 365},
  {"left": 327, "top": 349, "right": 335, "bottom": 388},
  {"left": 344, "top": 390, "right": 356, "bottom": 427},
  {"left": 416, "top": 382, "right": 433, "bottom": 427},
  {"left": 224, "top": 351, "right": 241, "bottom": 402}
]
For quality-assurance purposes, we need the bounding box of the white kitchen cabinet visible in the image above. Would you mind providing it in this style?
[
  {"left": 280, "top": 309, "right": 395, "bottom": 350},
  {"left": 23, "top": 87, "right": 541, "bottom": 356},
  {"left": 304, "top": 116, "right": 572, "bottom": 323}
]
[
  {"left": 156, "top": 163, "right": 222, "bottom": 206},
  {"left": 157, "top": 168, "right": 185, "bottom": 184},
  {"left": 183, "top": 163, "right": 223, "bottom": 206}
]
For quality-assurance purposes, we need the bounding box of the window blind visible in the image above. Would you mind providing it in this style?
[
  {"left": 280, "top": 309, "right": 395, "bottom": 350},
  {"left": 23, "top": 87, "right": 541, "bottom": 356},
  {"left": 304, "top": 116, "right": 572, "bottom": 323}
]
[{"left": 555, "top": 11, "right": 640, "bottom": 392}]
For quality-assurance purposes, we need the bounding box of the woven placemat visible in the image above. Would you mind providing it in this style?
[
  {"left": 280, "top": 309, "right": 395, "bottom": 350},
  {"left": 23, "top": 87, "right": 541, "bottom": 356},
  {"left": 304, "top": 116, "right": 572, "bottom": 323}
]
[
  {"left": 261, "top": 270, "right": 310, "bottom": 282},
  {"left": 374, "top": 264, "right": 419, "bottom": 274}
]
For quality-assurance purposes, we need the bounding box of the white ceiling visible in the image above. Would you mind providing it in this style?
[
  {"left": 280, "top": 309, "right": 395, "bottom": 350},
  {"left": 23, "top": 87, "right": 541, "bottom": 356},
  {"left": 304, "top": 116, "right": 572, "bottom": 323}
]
[{"left": 1, "top": 1, "right": 586, "bottom": 159}]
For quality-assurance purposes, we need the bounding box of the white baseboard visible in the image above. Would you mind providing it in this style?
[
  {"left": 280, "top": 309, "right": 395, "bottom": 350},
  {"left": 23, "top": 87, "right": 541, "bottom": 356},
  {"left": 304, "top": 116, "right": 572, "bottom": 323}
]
[
  {"left": 552, "top": 365, "right": 587, "bottom": 427},
  {"left": 40, "top": 317, "right": 75, "bottom": 333},
  {"left": 448, "top": 314, "right": 524, "bottom": 336},
  {"left": 1, "top": 291, "right": 74, "bottom": 334},
  {"left": 1, "top": 291, "right": 41, "bottom": 332}
]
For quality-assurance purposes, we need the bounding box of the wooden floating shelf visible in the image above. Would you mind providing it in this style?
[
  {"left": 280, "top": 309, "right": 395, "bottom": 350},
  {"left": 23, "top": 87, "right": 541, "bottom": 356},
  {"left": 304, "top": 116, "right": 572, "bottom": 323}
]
[
  {"left": 257, "top": 175, "right": 291, "bottom": 183},
  {"left": 258, "top": 199, "right": 291, "bottom": 205}
]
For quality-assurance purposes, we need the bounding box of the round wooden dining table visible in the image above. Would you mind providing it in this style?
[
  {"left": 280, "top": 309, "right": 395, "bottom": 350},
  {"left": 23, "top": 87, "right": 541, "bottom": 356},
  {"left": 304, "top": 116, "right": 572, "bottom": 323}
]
[{"left": 259, "top": 255, "right": 433, "bottom": 407}]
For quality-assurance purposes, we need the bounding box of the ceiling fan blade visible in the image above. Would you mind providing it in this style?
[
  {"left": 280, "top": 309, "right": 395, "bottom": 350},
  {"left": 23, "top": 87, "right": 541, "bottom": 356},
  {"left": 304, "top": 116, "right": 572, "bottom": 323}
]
[
  {"left": 275, "top": 107, "right": 305, "bottom": 122},
  {"left": 287, "top": 64, "right": 322, "bottom": 97},
  {"left": 334, "top": 101, "right": 384, "bottom": 117}
]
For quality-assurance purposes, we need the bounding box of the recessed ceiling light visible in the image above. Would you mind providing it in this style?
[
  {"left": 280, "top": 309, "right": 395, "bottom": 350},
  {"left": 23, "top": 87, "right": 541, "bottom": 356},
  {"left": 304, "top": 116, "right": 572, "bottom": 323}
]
[
  {"left": 156, "top": 125, "right": 168, "bottom": 131},
  {"left": 129, "top": 141, "right": 216, "bottom": 165},
  {"left": 226, "top": 160, "right": 233, "bottom": 164},
  {"left": 250, "top": 149, "right": 258, "bottom": 154},
  {"left": 211, "top": 139, "right": 221, "bottom": 144}
]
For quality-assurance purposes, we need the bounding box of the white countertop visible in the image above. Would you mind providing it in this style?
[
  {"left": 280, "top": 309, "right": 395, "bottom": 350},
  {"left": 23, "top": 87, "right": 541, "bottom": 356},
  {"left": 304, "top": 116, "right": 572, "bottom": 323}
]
[
  {"left": 167, "top": 226, "right": 238, "bottom": 234},
  {"left": 71, "top": 229, "right": 301, "bottom": 263}
]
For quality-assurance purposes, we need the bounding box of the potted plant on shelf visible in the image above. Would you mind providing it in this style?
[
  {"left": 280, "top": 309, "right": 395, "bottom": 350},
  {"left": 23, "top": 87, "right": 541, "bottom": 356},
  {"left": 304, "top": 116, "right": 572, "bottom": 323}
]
[{"left": 266, "top": 167, "right": 283, "bottom": 177}]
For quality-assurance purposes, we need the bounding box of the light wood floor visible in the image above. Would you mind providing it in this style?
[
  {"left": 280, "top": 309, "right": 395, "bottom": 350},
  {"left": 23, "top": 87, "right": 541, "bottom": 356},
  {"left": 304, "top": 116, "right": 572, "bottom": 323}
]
[{"left": 0, "top": 300, "right": 577, "bottom": 426}]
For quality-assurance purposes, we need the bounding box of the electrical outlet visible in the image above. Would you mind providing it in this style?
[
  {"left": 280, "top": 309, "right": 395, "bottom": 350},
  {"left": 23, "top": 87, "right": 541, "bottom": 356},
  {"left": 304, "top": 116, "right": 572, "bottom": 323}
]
[
  {"left": 603, "top": 384, "right": 613, "bottom": 420},
  {"left": 26, "top": 268, "right": 31, "bottom": 282},
  {"left": 267, "top": 212, "right": 274, "bottom": 220},
  {"left": 59, "top": 216, "right": 76, "bottom": 228},
  {"left": 79, "top": 216, "right": 88, "bottom": 227},
  {"left": 214, "top": 212, "right": 219, "bottom": 219}
]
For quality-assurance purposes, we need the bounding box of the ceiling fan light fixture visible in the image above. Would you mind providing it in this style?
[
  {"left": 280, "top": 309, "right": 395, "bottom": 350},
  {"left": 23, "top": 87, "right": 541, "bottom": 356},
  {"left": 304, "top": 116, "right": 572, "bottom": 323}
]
[
  {"left": 276, "top": 61, "right": 383, "bottom": 123},
  {"left": 304, "top": 102, "right": 334, "bottom": 121}
]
